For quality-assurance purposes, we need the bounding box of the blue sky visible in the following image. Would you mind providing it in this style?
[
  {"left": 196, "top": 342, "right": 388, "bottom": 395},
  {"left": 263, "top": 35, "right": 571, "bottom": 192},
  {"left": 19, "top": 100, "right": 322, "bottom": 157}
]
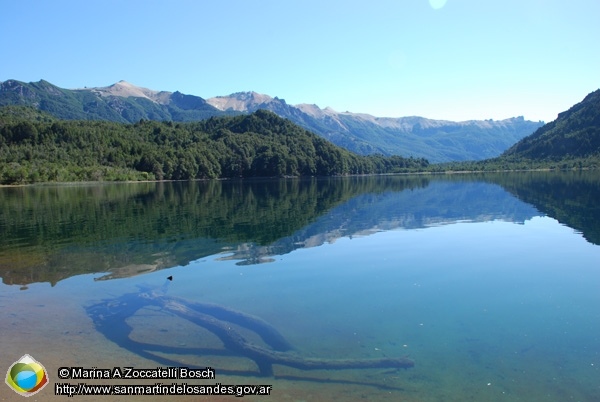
[{"left": 1, "top": 0, "right": 599, "bottom": 122}]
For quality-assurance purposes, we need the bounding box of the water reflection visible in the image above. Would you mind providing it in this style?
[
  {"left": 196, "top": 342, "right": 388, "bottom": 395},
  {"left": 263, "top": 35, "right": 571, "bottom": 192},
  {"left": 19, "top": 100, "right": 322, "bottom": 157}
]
[
  {"left": 1, "top": 171, "right": 598, "bottom": 286},
  {"left": 2, "top": 172, "right": 600, "bottom": 401},
  {"left": 485, "top": 170, "right": 600, "bottom": 245}
]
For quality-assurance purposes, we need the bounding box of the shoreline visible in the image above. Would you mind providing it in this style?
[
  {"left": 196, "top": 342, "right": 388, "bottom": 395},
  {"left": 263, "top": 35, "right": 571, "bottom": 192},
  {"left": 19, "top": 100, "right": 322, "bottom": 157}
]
[{"left": 1, "top": 167, "right": 594, "bottom": 188}]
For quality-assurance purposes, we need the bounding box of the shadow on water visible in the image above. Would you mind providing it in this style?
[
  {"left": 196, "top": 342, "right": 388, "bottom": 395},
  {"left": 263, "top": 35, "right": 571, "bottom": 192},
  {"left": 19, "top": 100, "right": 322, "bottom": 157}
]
[{"left": 86, "top": 279, "right": 413, "bottom": 388}]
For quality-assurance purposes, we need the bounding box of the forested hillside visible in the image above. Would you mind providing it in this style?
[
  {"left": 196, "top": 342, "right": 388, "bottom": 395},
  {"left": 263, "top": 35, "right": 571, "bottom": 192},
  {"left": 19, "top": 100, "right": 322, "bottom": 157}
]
[
  {"left": 502, "top": 89, "right": 600, "bottom": 161},
  {"left": 0, "top": 107, "right": 428, "bottom": 184},
  {"left": 1, "top": 79, "right": 543, "bottom": 162}
]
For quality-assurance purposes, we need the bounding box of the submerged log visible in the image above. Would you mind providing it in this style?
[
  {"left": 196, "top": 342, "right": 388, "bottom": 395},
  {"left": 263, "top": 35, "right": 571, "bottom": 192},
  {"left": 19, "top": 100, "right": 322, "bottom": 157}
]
[
  {"left": 88, "top": 288, "right": 414, "bottom": 377},
  {"left": 140, "top": 291, "right": 293, "bottom": 352},
  {"left": 142, "top": 291, "right": 414, "bottom": 376}
]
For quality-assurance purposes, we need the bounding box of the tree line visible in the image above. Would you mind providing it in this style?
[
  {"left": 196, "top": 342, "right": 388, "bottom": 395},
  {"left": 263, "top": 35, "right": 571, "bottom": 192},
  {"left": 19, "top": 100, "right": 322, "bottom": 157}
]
[{"left": 0, "top": 107, "right": 429, "bottom": 184}]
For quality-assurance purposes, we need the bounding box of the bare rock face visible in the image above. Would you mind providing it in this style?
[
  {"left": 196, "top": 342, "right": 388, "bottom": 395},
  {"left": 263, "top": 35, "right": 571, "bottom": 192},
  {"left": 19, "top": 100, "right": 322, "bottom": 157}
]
[
  {"left": 85, "top": 80, "right": 173, "bottom": 105},
  {"left": 1, "top": 80, "right": 40, "bottom": 101},
  {"left": 207, "top": 91, "right": 275, "bottom": 112}
]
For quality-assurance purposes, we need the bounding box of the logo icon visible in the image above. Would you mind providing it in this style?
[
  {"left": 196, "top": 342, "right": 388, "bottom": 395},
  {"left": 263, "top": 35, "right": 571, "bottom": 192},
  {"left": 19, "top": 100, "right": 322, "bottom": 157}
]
[{"left": 5, "top": 354, "right": 49, "bottom": 397}]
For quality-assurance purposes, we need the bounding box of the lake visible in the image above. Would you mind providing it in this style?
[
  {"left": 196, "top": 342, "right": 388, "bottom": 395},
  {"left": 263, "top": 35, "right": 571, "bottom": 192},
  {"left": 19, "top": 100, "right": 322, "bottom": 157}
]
[{"left": 1, "top": 172, "right": 599, "bottom": 401}]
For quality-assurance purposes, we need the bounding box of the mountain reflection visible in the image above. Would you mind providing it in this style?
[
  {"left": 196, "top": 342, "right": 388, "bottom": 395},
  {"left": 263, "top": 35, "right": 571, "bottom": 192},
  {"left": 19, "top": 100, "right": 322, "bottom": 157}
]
[
  {"left": 1, "top": 171, "right": 598, "bottom": 286},
  {"left": 217, "top": 177, "right": 539, "bottom": 265}
]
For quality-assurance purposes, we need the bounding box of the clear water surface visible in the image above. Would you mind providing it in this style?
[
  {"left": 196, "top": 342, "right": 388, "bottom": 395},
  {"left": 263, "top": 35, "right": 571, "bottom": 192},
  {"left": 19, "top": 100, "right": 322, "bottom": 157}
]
[{"left": 1, "top": 172, "right": 599, "bottom": 401}]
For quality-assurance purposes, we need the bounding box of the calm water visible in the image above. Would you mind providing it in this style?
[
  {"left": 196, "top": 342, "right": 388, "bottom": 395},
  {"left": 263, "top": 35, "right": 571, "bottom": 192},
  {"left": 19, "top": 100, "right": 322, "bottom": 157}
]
[{"left": 1, "top": 172, "right": 599, "bottom": 401}]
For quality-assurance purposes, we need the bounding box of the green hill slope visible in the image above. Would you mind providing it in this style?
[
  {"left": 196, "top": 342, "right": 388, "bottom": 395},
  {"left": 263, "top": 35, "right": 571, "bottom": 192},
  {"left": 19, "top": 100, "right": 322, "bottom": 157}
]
[
  {"left": 502, "top": 89, "right": 600, "bottom": 162},
  {"left": 0, "top": 107, "right": 428, "bottom": 184},
  {"left": 0, "top": 79, "right": 233, "bottom": 122}
]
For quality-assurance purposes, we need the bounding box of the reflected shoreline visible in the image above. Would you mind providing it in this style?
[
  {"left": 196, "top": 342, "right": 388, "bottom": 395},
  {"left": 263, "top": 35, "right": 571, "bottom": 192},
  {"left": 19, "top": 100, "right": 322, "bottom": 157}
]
[{"left": 1, "top": 171, "right": 598, "bottom": 286}]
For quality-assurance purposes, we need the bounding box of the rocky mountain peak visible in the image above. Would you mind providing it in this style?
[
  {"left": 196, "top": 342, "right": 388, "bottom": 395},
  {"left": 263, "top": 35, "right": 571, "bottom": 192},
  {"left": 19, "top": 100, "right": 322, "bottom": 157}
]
[
  {"left": 206, "top": 91, "right": 275, "bottom": 112},
  {"left": 78, "top": 81, "right": 173, "bottom": 105}
]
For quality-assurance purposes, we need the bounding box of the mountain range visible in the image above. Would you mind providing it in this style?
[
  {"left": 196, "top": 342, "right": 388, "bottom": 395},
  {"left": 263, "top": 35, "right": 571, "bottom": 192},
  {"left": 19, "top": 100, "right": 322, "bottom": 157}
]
[
  {"left": 0, "top": 79, "right": 544, "bottom": 162},
  {"left": 206, "top": 91, "right": 544, "bottom": 162}
]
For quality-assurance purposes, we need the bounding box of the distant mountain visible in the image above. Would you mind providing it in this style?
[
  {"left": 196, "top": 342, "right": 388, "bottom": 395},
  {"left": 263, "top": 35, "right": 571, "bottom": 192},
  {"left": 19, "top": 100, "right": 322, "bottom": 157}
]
[
  {"left": 0, "top": 79, "right": 543, "bottom": 162},
  {"left": 502, "top": 89, "right": 600, "bottom": 161},
  {"left": 0, "top": 79, "right": 233, "bottom": 123},
  {"left": 207, "top": 92, "right": 544, "bottom": 162}
]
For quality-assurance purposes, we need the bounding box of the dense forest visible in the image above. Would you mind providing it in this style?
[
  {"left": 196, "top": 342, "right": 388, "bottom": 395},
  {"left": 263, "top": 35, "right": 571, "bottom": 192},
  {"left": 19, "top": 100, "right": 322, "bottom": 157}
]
[{"left": 0, "top": 106, "right": 428, "bottom": 184}]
